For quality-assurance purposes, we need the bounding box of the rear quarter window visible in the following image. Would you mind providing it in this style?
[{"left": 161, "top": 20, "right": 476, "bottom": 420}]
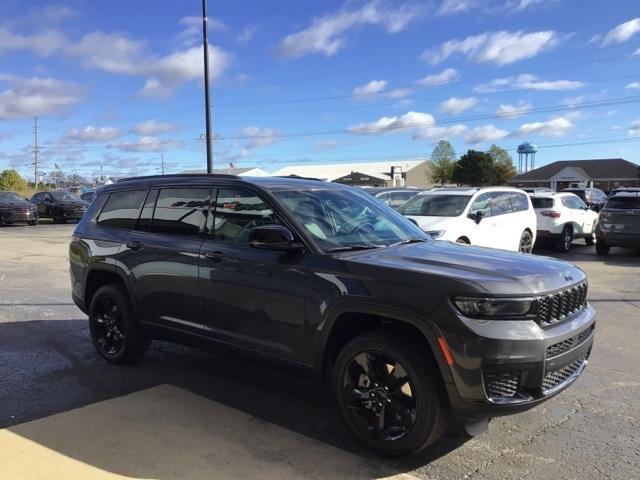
[
  {"left": 509, "top": 192, "right": 530, "bottom": 212},
  {"left": 97, "top": 190, "right": 147, "bottom": 229}
]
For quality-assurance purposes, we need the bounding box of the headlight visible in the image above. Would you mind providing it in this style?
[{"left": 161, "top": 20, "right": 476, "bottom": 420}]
[
  {"left": 452, "top": 296, "right": 537, "bottom": 319},
  {"left": 427, "top": 230, "right": 445, "bottom": 238}
]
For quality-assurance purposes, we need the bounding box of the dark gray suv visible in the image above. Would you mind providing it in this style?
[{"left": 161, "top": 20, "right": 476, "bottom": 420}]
[{"left": 69, "top": 174, "right": 595, "bottom": 456}]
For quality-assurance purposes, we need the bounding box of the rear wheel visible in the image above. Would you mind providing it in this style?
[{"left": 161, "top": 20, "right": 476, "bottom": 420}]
[
  {"left": 556, "top": 226, "right": 572, "bottom": 253},
  {"left": 595, "top": 240, "right": 610, "bottom": 256},
  {"left": 333, "top": 331, "right": 450, "bottom": 457},
  {"left": 455, "top": 237, "right": 469, "bottom": 245},
  {"left": 88, "top": 284, "right": 150, "bottom": 364},
  {"left": 519, "top": 230, "right": 533, "bottom": 253},
  {"left": 28, "top": 219, "right": 38, "bottom": 226}
]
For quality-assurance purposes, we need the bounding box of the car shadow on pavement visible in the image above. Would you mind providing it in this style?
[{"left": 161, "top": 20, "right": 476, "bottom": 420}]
[
  {"left": 0, "top": 319, "right": 469, "bottom": 479},
  {"left": 533, "top": 243, "right": 640, "bottom": 268}
]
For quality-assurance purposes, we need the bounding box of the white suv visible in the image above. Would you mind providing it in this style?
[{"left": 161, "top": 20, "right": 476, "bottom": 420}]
[
  {"left": 398, "top": 187, "right": 537, "bottom": 253},
  {"left": 529, "top": 192, "right": 599, "bottom": 252}
]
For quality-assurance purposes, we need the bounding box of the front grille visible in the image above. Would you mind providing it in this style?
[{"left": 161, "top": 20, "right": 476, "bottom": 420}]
[
  {"left": 484, "top": 372, "right": 520, "bottom": 400},
  {"left": 546, "top": 324, "right": 595, "bottom": 358},
  {"left": 537, "top": 282, "right": 588, "bottom": 327},
  {"left": 542, "top": 356, "right": 586, "bottom": 393}
]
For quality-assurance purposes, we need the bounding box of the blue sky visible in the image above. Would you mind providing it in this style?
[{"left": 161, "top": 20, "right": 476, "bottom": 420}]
[{"left": 0, "top": 0, "right": 639, "bottom": 180}]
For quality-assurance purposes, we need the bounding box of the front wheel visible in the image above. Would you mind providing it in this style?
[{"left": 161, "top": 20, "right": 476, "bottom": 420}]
[
  {"left": 333, "top": 331, "right": 450, "bottom": 457},
  {"left": 595, "top": 240, "right": 610, "bottom": 256},
  {"left": 519, "top": 230, "right": 534, "bottom": 253},
  {"left": 88, "top": 284, "right": 150, "bottom": 364},
  {"left": 556, "top": 226, "right": 572, "bottom": 253},
  {"left": 28, "top": 219, "right": 39, "bottom": 226},
  {"left": 585, "top": 221, "right": 596, "bottom": 246}
]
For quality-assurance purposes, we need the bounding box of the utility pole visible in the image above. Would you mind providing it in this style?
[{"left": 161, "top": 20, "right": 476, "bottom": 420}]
[
  {"left": 202, "top": 0, "right": 213, "bottom": 173},
  {"left": 161, "top": 153, "right": 165, "bottom": 175},
  {"left": 33, "top": 117, "right": 40, "bottom": 190}
]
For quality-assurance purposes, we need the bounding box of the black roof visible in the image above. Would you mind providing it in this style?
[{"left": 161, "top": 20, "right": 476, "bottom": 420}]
[
  {"left": 105, "top": 174, "right": 343, "bottom": 193},
  {"left": 510, "top": 158, "right": 640, "bottom": 181}
]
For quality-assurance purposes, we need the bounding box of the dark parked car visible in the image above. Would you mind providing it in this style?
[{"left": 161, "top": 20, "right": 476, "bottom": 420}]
[
  {"left": 80, "top": 191, "right": 97, "bottom": 203},
  {"left": 361, "top": 187, "right": 423, "bottom": 209},
  {"left": 70, "top": 174, "right": 595, "bottom": 456},
  {"left": 595, "top": 192, "right": 640, "bottom": 255},
  {"left": 31, "top": 191, "right": 89, "bottom": 223},
  {"left": 561, "top": 188, "right": 607, "bottom": 212},
  {"left": 0, "top": 191, "right": 38, "bottom": 226}
]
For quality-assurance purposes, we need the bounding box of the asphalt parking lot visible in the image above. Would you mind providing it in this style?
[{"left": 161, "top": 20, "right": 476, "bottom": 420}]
[{"left": 1, "top": 223, "right": 638, "bottom": 479}]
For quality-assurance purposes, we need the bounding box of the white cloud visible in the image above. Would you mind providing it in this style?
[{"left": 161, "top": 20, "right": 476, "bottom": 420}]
[
  {"left": 505, "top": 0, "right": 549, "bottom": 11},
  {"left": 116, "top": 136, "right": 182, "bottom": 152},
  {"left": 0, "top": 74, "right": 82, "bottom": 119},
  {"left": 348, "top": 111, "right": 433, "bottom": 135},
  {"left": 413, "top": 124, "right": 467, "bottom": 141},
  {"left": 465, "top": 125, "right": 509, "bottom": 144},
  {"left": 0, "top": 27, "right": 67, "bottom": 56},
  {"left": 132, "top": 120, "right": 179, "bottom": 135},
  {"left": 60, "top": 126, "right": 122, "bottom": 144},
  {"left": 177, "top": 16, "right": 229, "bottom": 47},
  {"left": 237, "top": 26, "right": 257, "bottom": 43},
  {"left": 275, "top": 1, "right": 424, "bottom": 58},
  {"left": 422, "top": 30, "right": 560, "bottom": 66},
  {"left": 239, "top": 127, "right": 279, "bottom": 149},
  {"left": 634, "top": 48, "right": 640, "bottom": 56},
  {"left": 629, "top": 119, "right": 640, "bottom": 136},
  {"left": 601, "top": 18, "right": 640, "bottom": 46},
  {"left": 474, "top": 73, "right": 583, "bottom": 93},
  {"left": 314, "top": 139, "right": 339, "bottom": 151},
  {"left": 437, "top": 0, "right": 478, "bottom": 16},
  {"left": 513, "top": 115, "right": 574, "bottom": 137},
  {"left": 353, "top": 79, "right": 388, "bottom": 97},
  {"left": 625, "top": 82, "right": 640, "bottom": 90},
  {"left": 496, "top": 101, "right": 532, "bottom": 118},
  {"left": 415, "top": 68, "right": 460, "bottom": 87},
  {"left": 439, "top": 96, "right": 478, "bottom": 115}
]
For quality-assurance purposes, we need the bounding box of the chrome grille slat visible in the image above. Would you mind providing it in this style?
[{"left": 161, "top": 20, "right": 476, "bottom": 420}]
[{"left": 546, "top": 324, "right": 595, "bottom": 358}]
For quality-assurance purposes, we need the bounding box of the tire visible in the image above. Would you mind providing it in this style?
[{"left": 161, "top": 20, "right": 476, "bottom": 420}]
[
  {"left": 455, "top": 237, "right": 470, "bottom": 245},
  {"left": 556, "top": 225, "right": 572, "bottom": 253},
  {"left": 88, "top": 284, "right": 150, "bottom": 364},
  {"left": 28, "top": 219, "right": 39, "bottom": 226},
  {"left": 519, "top": 230, "right": 534, "bottom": 253},
  {"left": 333, "top": 331, "right": 450, "bottom": 457},
  {"left": 595, "top": 240, "right": 610, "bottom": 256}
]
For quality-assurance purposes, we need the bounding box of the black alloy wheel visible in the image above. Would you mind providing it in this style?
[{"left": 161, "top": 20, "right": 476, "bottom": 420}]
[
  {"left": 556, "top": 226, "right": 572, "bottom": 253},
  {"left": 519, "top": 230, "right": 533, "bottom": 253},
  {"left": 88, "top": 284, "right": 150, "bottom": 364},
  {"left": 334, "top": 332, "right": 449, "bottom": 456},
  {"left": 585, "top": 222, "right": 596, "bottom": 246}
]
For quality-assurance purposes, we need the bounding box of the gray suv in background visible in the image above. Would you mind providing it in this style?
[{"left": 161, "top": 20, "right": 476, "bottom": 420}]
[
  {"left": 595, "top": 191, "right": 640, "bottom": 255},
  {"left": 69, "top": 174, "right": 595, "bottom": 456}
]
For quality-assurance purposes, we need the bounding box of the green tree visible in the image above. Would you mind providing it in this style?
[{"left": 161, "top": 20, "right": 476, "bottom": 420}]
[
  {"left": 453, "top": 150, "right": 495, "bottom": 186},
  {"left": 429, "top": 140, "right": 456, "bottom": 185},
  {"left": 0, "top": 169, "right": 28, "bottom": 192},
  {"left": 488, "top": 144, "right": 517, "bottom": 185}
]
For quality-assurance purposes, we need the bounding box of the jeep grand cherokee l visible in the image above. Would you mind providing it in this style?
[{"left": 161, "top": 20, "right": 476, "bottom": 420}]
[
  {"left": 0, "top": 191, "right": 38, "bottom": 226},
  {"left": 31, "top": 191, "right": 89, "bottom": 223},
  {"left": 69, "top": 174, "right": 595, "bottom": 456}
]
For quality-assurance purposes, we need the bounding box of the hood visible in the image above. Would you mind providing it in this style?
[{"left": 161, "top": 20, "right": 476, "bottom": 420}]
[
  {"left": 0, "top": 199, "right": 36, "bottom": 209},
  {"left": 343, "top": 240, "right": 586, "bottom": 296},
  {"left": 405, "top": 215, "right": 457, "bottom": 231}
]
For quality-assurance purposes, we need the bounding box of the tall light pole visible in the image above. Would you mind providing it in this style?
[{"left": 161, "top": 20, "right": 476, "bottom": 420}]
[{"left": 202, "top": 0, "right": 213, "bottom": 173}]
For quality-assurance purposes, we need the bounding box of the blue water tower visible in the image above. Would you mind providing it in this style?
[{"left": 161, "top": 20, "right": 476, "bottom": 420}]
[{"left": 517, "top": 142, "right": 538, "bottom": 174}]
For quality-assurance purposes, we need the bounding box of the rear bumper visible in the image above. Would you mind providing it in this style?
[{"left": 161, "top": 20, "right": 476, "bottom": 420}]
[
  {"left": 440, "top": 304, "right": 595, "bottom": 418},
  {"left": 596, "top": 230, "right": 640, "bottom": 248}
]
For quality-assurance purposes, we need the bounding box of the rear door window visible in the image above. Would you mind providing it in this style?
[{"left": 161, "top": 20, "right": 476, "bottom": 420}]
[
  {"left": 136, "top": 189, "right": 159, "bottom": 231},
  {"left": 509, "top": 192, "right": 530, "bottom": 212},
  {"left": 488, "top": 191, "right": 514, "bottom": 216},
  {"left": 97, "top": 190, "right": 147, "bottom": 229},
  {"left": 469, "top": 193, "right": 493, "bottom": 218},
  {"left": 151, "top": 188, "right": 211, "bottom": 236}
]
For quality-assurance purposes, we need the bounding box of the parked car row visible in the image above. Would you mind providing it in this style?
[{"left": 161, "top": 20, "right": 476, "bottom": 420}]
[{"left": 0, "top": 190, "right": 92, "bottom": 226}]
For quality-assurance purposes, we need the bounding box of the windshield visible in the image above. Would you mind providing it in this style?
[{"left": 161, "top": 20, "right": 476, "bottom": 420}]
[
  {"left": 398, "top": 194, "right": 471, "bottom": 217},
  {"left": 272, "top": 188, "right": 428, "bottom": 251},
  {"left": 51, "top": 192, "right": 80, "bottom": 201},
  {"left": 0, "top": 192, "right": 24, "bottom": 202},
  {"left": 531, "top": 198, "right": 554, "bottom": 209},
  {"left": 606, "top": 196, "right": 640, "bottom": 210}
]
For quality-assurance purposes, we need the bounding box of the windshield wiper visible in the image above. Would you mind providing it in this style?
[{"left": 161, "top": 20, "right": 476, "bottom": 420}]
[
  {"left": 388, "top": 238, "right": 429, "bottom": 247},
  {"left": 326, "top": 245, "right": 383, "bottom": 252}
]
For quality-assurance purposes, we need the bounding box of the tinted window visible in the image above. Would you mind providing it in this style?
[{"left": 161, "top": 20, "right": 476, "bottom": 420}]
[
  {"left": 606, "top": 196, "right": 640, "bottom": 209},
  {"left": 468, "top": 193, "right": 492, "bottom": 218},
  {"left": 389, "top": 191, "right": 417, "bottom": 208},
  {"left": 489, "top": 192, "right": 513, "bottom": 216},
  {"left": 211, "top": 188, "right": 282, "bottom": 244},
  {"left": 399, "top": 194, "right": 471, "bottom": 217},
  {"left": 562, "top": 196, "right": 583, "bottom": 210},
  {"left": 98, "top": 190, "right": 147, "bottom": 229},
  {"left": 136, "top": 189, "right": 159, "bottom": 231},
  {"left": 531, "top": 197, "right": 554, "bottom": 209},
  {"left": 152, "top": 188, "right": 211, "bottom": 236},
  {"left": 509, "top": 192, "right": 529, "bottom": 212}
]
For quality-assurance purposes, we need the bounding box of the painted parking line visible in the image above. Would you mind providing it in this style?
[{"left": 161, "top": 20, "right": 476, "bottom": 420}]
[{"left": 0, "top": 384, "right": 419, "bottom": 480}]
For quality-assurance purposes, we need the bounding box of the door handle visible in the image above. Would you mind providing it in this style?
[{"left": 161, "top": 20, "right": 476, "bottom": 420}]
[
  {"left": 204, "top": 251, "right": 227, "bottom": 263},
  {"left": 126, "top": 240, "right": 144, "bottom": 252}
]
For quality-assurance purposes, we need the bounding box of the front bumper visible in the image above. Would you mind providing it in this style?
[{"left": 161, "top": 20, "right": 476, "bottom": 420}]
[
  {"left": 0, "top": 209, "right": 38, "bottom": 223},
  {"left": 441, "top": 304, "right": 595, "bottom": 418}
]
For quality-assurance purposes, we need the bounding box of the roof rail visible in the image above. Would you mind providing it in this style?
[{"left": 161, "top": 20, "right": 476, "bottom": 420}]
[
  {"left": 275, "top": 175, "right": 325, "bottom": 181},
  {"left": 117, "top": 173, "right": 240, "bottom": 183}
]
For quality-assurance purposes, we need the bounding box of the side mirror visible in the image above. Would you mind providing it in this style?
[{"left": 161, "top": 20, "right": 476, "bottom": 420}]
[
  {"left": 249, "top": 225, "right": 303, "bottom": 251},
  {"left": 470, "top": 210, "right": 485, "bottom": 224}
]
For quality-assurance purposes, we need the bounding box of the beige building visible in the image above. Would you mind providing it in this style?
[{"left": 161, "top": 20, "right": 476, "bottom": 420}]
[{"left": 271, "top": 159, "right": 432, "bottom": 188}]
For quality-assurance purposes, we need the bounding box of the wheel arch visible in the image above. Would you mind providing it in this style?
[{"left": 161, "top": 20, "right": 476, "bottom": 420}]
[{"left": 83, "top": 265, "right": 131, "bottom": 313}]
